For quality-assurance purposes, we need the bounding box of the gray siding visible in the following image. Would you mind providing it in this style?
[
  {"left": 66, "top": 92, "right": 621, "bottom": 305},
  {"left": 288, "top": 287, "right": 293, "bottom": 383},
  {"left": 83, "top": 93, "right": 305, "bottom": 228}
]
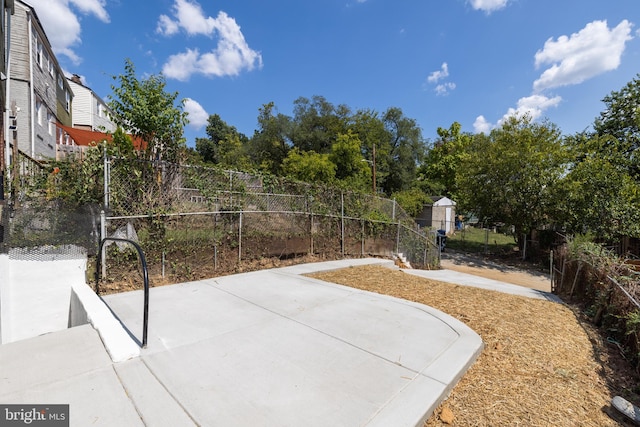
[
  {"left": 8, "top": 1, "right": 71, "bottom": 159},
  {"left": 9, "top": 4, "right": 30, "bottom": 80},
  {"left": 11, "top": 80, "right": 30, "bottom": 155}
]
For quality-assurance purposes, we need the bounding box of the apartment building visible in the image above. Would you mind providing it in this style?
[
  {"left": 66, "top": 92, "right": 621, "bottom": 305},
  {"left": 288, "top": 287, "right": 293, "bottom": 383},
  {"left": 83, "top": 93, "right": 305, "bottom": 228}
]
[{"left": 7, "top": 0, "right": 73, "bottom": 160}]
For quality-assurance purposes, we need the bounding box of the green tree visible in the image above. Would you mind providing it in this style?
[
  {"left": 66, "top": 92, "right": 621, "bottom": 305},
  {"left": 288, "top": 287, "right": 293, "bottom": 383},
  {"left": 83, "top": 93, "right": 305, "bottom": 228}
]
[
  {"left": 392, "top": 188, "right": 431, "bottom": 217},
  {"left": 557, "top": 132, "right": 640, "bottom": 241},
  {"left": 289, "top": 96, "right": 351, "bottom": 154},
  {"left": 381, "top": 107, "right": 426, "bottom": 194},
  {"left": 108, "top": 59, "right": 188, "bottom": 163},
  {"left": 420, "top": 122, "right": 472, "bottom": 198},
  {"left": 329, "top": 130, "right": 370, "bottom": 190},
  {"left": 594, "top": 74, "right": 640, "bottom": 157},
  {"left": 351, "top": 109, "right": 390, "bottom": 194},
  {"left": 282, "top": 148, "right": 336, "bottom": 183},
  {"left": 195, "top": 114, "right": 249, "bottom": 164},
  {"left": 456, "top": 115, "right": 567, "bottom": 251},
  {"left": 247, "top": 102, "right": 291, "bottom": 174},
  {"left": 217, "top": 133, "right": 252, "bottom": 170}
]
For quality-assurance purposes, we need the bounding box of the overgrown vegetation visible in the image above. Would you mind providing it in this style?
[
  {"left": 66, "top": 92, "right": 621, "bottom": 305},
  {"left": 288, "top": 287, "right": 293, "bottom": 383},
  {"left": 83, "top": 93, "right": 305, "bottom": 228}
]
[{"left": 555, "top": 238, "right": 640, "bottom": 372}]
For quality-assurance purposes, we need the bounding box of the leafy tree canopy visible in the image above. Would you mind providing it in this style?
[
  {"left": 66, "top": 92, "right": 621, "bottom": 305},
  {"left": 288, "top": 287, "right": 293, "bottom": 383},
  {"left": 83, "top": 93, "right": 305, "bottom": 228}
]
[
  {"left": 420, "top": 121, "right": 472, "bottom": 198},
  {"left": 108, "top": 59, "right": 188, "bottom": 163},
  {"left": 195, "top": 114, "right": 249, "bottom": 164},
  {"left": 556, "top": 153, "right": 640, "bottom": 241},
  {"left": 282, "top": 148, "right": 336, "bottom": 183},
  {"left": 247, "top": 102, "right": 291, "bottom": 174},
  {"left": 289, "top": 96, "right": 351, "bottom": 154},
  {"left": 329, "top": 130, "right": 370, "bottom": 186},
  {"left": 594, "top": 73, "right": 640, "bottom": 154},
  {"left": 456, "top": 115, "right": 567, "bottom": 247},
  {"left": 381, "top": 107, "right": 425, "bottom": 194}
]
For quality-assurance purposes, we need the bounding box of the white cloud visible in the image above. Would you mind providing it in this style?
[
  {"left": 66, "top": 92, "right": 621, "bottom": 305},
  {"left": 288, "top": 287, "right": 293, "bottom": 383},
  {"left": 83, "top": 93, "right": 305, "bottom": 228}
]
[
  {"left": 162, "top": 49, "right": 201, "bottom": 81},
  {"left": 427, "top": 62, "right": 449, "bottom": 83},
  {"left": 468, "top": 0, "right": 510, "bottom": 14},
  {"left": 435, "top": 82, "right": 456, "bottom": 96},
  {"left": 473, "top": 115, "right": 491, "bottom": 134},
  {"left": 158, "top": 1, "right": 262, "bottom": 80},
  {"left": 473, "top": 20, "right": 632, "bottom": 134},
  {"left": 29, "top": 0, "right": 109, "bottom": 65},
  {"left": 184, "top": 98, "right": 209, "bottom": 129},
  {"left": 156, "top": 15, "right": 179, "bottom": 36},
  {"left": 533, "top": 20, "right": 633, "bottom": 92},
  {"left": 500, "top": 94, "right": 562, "bottom": 124},
  {"left": 157, "top": 0, "right": 217, "bottom": 36},
  {"left": 69, "top": 0, "right": 109, "bottom": 22},
  {"left": 425, "top": 62, "right": 456, "bottom": 95},
  {"left": 473, "top": 95, "right": 562, "bottom": 133}
]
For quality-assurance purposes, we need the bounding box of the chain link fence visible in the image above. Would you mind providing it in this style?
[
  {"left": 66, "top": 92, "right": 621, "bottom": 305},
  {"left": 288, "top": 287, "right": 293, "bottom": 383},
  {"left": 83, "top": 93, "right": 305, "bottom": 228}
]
[{"left": 3, "top": 154, "right": 439, "bottom": 287}]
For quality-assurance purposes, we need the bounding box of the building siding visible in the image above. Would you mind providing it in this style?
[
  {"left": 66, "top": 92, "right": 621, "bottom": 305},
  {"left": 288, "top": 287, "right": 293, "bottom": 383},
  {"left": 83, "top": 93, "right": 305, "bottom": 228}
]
[
  {"left": 68, "top": 79, "right": 116, "bottom": 133},
  {"left": 7, "top": 1, "right": 73, "bottom": 159}
]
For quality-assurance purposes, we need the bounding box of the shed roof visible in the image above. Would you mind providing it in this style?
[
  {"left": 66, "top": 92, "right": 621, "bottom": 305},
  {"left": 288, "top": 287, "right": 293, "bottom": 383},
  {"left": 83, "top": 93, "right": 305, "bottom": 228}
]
[{"left": 431, "top": 196, "right": 456, "bottom": 206}]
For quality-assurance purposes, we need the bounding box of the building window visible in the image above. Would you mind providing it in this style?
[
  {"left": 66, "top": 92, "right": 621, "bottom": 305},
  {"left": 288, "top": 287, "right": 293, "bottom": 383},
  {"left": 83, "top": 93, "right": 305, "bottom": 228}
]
[
  {"left": 65, "top": 90, "right": 70, "bottom": 112},
  {"left": 36, "top": 38, "right": 43, "bottom": 68},
  {"left": 58, "top": 74, "right": 63, "bottom": 89},
  {"left": 47, "top": 111, "right": 54, "bottom": 135},
  {"left": 48, "top": 56, "right": 54, "bottom": 76},
  {"left": 35, "top": 99, "right": 43, "bottom": 125}
]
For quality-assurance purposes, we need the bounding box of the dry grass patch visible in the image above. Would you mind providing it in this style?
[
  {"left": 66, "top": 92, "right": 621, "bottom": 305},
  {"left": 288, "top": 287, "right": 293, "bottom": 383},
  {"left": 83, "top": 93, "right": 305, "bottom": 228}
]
[{"left": 309, "top": 265, "right": 637, "bottom": 427}]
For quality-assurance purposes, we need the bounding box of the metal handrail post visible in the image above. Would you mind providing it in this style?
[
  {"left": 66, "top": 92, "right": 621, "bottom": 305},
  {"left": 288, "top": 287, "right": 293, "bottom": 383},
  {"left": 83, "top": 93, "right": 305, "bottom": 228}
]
[{"left": 96, "top": 237, "right": 149, "bottom": 348}]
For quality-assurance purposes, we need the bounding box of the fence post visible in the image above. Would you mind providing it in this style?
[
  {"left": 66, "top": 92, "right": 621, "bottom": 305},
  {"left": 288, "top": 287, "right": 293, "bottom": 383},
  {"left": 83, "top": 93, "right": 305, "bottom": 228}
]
[
  {"left": 549, "top": 250, "right": 554, "bottom": 291},
  {"left": 238, "top": 211, "right": 243, "bottom": 263},
  {"left": 341, "top": 191, "right": 345, "bottom": 257},
  {"left": 396, "top": 223, "right": 401, "bottom": 255},
  {"left": 100, "top": 210, "right": 107, "bottom": 278},
  {"left": 392, "top": 198, "right": 396, "bottom": 221},
  {"left": 309, "top": 194, "right": 314, "bottom": 255},
  {"left": 103, "top": 146, "right": 109, "bottom": 210},
  {"left": 361, "top": 220, "right": 365, "bottom": 257}
]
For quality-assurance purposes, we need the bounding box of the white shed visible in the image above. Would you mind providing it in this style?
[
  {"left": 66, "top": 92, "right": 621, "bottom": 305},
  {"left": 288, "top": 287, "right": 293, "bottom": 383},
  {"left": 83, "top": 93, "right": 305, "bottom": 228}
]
[{"left": 415, "top": 196, "right": 457, "bottom": 234}]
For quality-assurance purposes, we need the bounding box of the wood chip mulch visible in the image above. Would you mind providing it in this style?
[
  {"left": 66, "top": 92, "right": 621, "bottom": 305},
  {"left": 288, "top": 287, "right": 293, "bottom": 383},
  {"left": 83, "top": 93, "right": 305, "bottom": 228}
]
[{"left": 308, "top": 264, "right": 640, "bottom": 427}]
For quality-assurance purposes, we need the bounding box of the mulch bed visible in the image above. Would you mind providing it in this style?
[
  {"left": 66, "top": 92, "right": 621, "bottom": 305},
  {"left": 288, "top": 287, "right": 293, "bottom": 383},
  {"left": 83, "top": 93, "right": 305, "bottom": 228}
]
[{"left": 309, "top": 265, "right": 640, "bottom": 426}]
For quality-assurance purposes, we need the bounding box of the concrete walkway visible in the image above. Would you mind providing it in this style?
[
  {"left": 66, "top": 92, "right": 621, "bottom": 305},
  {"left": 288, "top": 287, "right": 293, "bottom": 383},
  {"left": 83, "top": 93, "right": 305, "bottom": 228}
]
[
  {"left": 1, "top": 258, "right": 484, "bottom": 427},
  {"left": 404, "top": 268, "right": 562, "bottom": 302}
]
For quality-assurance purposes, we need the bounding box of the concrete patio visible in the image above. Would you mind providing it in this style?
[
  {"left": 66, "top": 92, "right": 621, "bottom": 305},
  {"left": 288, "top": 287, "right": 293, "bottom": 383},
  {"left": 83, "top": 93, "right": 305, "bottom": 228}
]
[{"left": 0, "top": 257, "right": 485, "bottom": 426}]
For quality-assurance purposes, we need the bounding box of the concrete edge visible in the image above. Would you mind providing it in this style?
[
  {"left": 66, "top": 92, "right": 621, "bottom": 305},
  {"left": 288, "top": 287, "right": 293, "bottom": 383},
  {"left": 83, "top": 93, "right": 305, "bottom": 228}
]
[
  {"left": 277, "top": 257, "right": 396, "bottom": 275},
  {"left": 403, "top": 268, "right": 562, "bottom": 302},
  {"left": 343, "top": 292, "right": 485, "bottom": 427},
  {"left": 276, "top": 259, "right": 485, "bottom": 427},
  {"left": 70, "top": 281, "right": 140, "bottom": 362}
]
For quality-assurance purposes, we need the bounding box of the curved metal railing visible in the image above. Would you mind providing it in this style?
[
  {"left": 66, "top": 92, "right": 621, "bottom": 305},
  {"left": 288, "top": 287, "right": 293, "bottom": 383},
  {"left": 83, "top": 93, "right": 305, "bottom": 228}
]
[{"left": 95, "top": 237, "right": 149, "bottom": 348}]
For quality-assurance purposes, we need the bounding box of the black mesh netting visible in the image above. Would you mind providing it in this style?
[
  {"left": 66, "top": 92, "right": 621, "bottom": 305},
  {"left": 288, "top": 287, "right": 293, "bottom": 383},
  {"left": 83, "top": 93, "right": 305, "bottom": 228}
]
[{"left": 5, "top": 201, "right": 100, "bottom": 260}]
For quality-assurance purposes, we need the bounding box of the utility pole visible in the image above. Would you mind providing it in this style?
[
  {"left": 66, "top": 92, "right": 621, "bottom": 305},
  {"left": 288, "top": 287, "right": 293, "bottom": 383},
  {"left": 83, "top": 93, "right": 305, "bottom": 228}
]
[{"left": 372, "top": 142, "right": 376, "bottom": 194}]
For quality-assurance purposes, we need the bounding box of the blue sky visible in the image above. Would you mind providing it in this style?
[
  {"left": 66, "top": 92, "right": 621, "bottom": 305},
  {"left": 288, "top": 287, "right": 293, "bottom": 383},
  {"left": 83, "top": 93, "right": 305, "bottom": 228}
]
[{"left": 29, "top": 0, "right": 640, "bottom": 147}]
